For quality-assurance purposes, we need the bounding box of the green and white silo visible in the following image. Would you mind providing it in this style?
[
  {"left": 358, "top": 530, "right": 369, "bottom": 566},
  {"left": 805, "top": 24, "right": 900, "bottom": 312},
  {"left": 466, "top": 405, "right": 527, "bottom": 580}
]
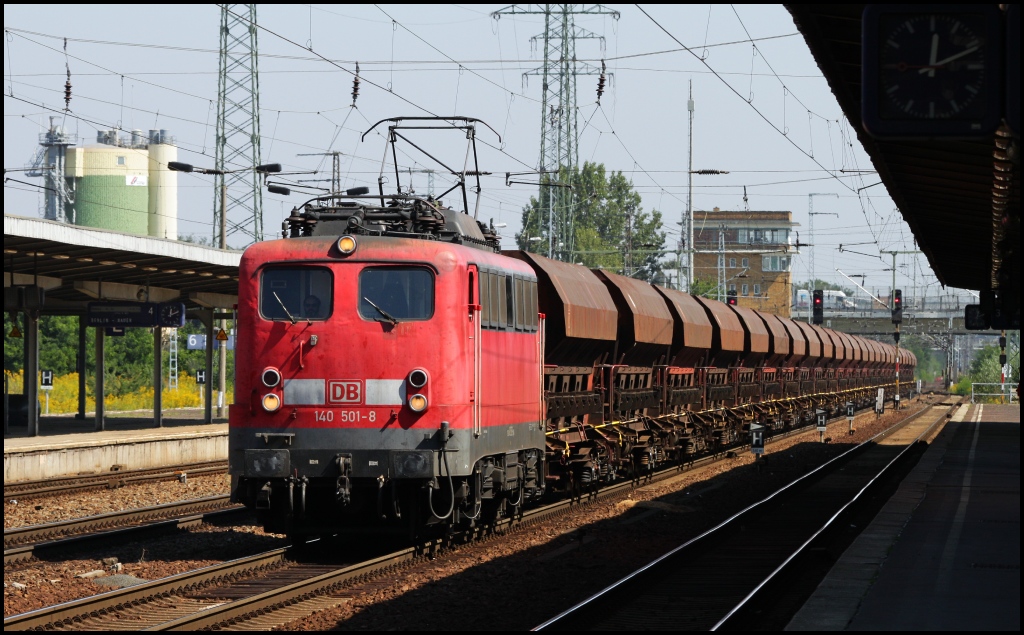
[{"left": 72, "top": 134, "right": 150, "bottom": 234}]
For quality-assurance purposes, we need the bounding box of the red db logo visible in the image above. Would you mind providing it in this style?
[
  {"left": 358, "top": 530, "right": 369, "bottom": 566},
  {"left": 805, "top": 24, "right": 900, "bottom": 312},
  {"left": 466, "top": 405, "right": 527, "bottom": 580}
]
[{"left": 328, "top": 380, "right": 362, "bottom": 404}]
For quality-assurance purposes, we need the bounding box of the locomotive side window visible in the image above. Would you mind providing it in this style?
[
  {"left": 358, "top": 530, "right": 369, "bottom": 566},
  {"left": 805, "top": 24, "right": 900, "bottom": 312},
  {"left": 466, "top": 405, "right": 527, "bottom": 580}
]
[
  {"left": 505, "top": 276, "right": 515, "bottom": 327},
  {"left": 260, "top": 267, "right": 333, "bottom": 321},
  {"left": 528, "top": 280, "right": 538, "bottom": 329},
  {"left": 480, "top": 272, "right": 492, "bottom": 327},
  {"left": 358, "top": 267, "right": 434, "bottom": 321},
  {"left": 493, "top": 274, "right": 506, "bottom": 329},
  {"left": 514, "top": 278, "right": 526, "bottom": 330}
]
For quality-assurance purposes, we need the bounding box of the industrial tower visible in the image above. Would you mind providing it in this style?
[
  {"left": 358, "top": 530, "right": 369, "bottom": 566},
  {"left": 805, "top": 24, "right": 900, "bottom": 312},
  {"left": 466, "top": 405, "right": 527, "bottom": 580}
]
[
  {"left": 493, "top": 4, "right": 619, "bottom": 261},
  {"left": 215, "top": 4, "right": 264, "bottom": 247}
]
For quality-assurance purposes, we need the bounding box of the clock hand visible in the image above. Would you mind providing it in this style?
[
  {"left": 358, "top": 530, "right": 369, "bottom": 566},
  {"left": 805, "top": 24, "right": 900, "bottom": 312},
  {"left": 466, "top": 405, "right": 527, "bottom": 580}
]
[
  {"left": 927, "top": 33, "right": 939, "bottom": 78},
  {"left": 917, "top": 45, "right": 981, "bottom": 74}
]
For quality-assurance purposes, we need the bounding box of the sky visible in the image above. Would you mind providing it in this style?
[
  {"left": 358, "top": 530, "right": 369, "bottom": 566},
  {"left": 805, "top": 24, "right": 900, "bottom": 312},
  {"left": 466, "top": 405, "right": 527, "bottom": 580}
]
[{"left": 3, "top": 4, "right": 976, "bottom": 303}]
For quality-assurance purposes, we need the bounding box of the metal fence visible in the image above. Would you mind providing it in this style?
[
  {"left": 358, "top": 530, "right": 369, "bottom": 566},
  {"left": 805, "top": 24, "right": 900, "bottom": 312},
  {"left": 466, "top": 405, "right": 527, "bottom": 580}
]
[{"left": 971, "top": 383, "right": 1019, "bottom": 404}]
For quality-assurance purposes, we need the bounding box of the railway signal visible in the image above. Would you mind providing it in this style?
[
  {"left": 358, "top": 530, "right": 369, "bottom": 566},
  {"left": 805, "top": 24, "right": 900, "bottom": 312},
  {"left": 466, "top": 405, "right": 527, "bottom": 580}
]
[
  {"left": 727, "top": 290, "right": 738, "bottom": 306},
  {"left": 891, "top": 289, "right": 903, "bottom": 323},
  {"left": 812, "top": 289, "right": 824, "bottom": 324}
]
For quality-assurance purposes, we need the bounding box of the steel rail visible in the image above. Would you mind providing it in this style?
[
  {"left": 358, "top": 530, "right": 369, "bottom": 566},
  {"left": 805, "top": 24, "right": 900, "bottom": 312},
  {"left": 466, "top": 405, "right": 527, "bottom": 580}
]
[
  {"left": 3, "top": 461, "right": 228, "bottom": 502},
  {"left": 710, "top": 400, "right": 960, "bottom": 630},
  {"left": 4, "top": 399, "right": 937, "bottom": 631},
  {"left": 533, "top": 398, "right": 957, "bottom": 631},
  {"left": 3, "top": 547, "right": 291, "bottom": 631},
  {"left": 3, "top": 495, "right": 236, "bottom": 550},
  {"left": 3, "top": 506, "right": 247, "bottom": 565}
]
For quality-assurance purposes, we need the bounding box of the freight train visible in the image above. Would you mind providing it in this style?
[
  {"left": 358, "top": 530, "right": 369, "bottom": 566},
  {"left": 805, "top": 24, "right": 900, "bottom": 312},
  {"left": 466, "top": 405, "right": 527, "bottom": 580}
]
[{"left": 229, "top": 117, "right": 915, "bottom": 540}]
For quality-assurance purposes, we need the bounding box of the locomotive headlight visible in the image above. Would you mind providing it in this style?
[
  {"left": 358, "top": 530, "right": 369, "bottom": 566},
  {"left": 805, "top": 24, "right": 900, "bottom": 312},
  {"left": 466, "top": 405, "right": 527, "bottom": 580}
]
[
  {"left": 262, "top": 393, "right": 282, "bottom": 412},
  {"left": 262, "top": 367, "right": 282, "bottom": 388},
  {"left": 408, "top": 393, "right": 428, "bottom": 412},
  {"left": 408, "top": 368, "right": 428, "bottom": 389},
  {"left": 337, "top": 235, "right": 357, "bottom": 255}
]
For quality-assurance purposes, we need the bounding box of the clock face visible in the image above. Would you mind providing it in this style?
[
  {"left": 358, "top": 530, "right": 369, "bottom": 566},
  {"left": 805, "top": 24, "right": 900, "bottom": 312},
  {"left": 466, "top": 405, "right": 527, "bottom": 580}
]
[
  {"left": 861, "top": 5, "right": 1002, "bottom": 138},
  {"left": 878, "top": 14, "right": 988, "bottom": 121},
  {"left": 159, "top": 302, "right": 184, "bottom": 327}
]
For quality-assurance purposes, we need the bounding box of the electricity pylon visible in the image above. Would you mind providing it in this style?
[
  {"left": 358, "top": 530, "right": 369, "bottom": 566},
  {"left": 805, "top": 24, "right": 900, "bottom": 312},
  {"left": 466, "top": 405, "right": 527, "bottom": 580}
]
[
  {"left": 493, "top": 4, "right": 619, "bottom": 260},
  {"left": 215, "top": 4, "right": 263, "bottom": 246}
]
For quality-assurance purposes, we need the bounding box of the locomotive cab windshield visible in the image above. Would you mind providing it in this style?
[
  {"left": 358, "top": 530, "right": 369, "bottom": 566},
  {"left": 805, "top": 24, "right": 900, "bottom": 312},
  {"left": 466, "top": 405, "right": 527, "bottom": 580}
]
[
  {"left": 260, "top": 266, "right": 333, "bottom": 321},
  {"left": 358, "top": 266, "right": 435, "bottom": 322}
]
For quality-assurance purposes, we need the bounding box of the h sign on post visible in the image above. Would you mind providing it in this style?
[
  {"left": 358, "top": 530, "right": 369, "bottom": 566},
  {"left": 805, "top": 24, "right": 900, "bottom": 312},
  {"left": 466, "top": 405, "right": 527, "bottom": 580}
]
[
  {"left": 846, "top": 401, "right": 855, "bottom": 435},
  {"left": 816, "top": 408, "right": 827, "bottom": 443},
  {"left": 751, "top": 422, "right": 765, "bottom": 456},
  {"left": 196, "top": 369, "right": 207, "bottom": 385},
  {"left": 40, "top": 370, "right": 54, "bottom": 389}
]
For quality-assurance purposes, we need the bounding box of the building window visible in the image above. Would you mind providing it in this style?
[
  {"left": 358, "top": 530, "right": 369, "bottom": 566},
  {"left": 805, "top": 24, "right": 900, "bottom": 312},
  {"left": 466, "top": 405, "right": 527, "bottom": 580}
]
[
  {"left": 729, "top": 257, "right": 736, "bottom": 268},
  {"left": 753, "top": 284, "right": 761, "bottom": 296},
  {"left": 741, "top": 284, "right": 749, "bottom": 296},
  {"left": 738, "top": 229, "right": 747, "bottom": 243},
  {"left": 762, "top": 256, "right": 790, "bottom": 272},
  {"left": 741, "top": 257, "right": 749, "bottom": 268},
  {"left": 728, "top": 283, "right": 736, "bottom": 293},
  {"left": 117, "top": 156, "right": 126, "bottom": 166}
]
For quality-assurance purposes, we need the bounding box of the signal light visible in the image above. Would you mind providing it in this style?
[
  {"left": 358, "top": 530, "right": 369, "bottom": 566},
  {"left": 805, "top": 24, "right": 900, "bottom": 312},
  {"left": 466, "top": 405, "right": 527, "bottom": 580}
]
[
  {"left": 812, "top": 289, "right": 824, "bottom": 324},
  {"left": 409, "top": 368, "right": 428, "bottom": 389},
  {"left": 408, "top": 394, "right": 428, "bottom": 412},
  {"left": 261, "top": 393, "right": 281, "bottom": 412},
  {"left": 727, "top": 290, "right": 737, "bottom": 306},
  {"left": 337, "top": 235, "right": 357, "bottom": 255},
  {"left": 892, "top": 289, "right": 903, "bottom": 324}
]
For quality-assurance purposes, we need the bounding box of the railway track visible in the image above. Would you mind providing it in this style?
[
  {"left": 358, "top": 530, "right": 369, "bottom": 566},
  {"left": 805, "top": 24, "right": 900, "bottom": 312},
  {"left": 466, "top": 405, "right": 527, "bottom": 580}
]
[
  {"left": 3, "top": 461, "right": 228, "bottom": 502},
  {"left": 4, "top": 399, "right": 940, "bottom": 631},
  {"left": 3, "top": 495, "right": 241, "bottom": 563},
  {"left": 535, "top": 399, "right": 961, "bottom": 631}
]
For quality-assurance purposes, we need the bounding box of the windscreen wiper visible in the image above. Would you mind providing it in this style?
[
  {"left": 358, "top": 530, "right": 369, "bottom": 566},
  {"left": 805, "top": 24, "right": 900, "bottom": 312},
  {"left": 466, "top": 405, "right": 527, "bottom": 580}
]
[
  {"left": 363, "top": 296, "right": 399, "bottom": 325},
  {"left": 272, "top": 292, "right": 297, "bottom": 325}
]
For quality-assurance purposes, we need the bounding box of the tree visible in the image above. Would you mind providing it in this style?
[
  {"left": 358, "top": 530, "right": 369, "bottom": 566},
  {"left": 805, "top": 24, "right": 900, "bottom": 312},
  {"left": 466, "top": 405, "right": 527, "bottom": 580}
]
[
  {"left": 516, "top": 162, "right": 667, "bottom": 282},
  {"left": 900, "top": 334, "right": 944, "bottom": 381},
  {"left": 688, "top": 278, "right": 721, "bottom": 299}
]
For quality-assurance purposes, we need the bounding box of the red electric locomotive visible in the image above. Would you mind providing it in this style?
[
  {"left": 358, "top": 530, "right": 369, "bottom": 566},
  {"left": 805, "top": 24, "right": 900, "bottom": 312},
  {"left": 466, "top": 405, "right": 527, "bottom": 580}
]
[
  {"left": 229, "top": 117, "right": 915, "bottom": 540},
  {"left": 231, "top": 119, "right": 546, "bottom": 538}
]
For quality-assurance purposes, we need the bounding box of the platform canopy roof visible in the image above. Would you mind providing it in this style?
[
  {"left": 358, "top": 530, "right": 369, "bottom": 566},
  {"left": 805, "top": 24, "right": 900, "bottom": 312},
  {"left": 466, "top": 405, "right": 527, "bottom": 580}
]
[
  {"left": 3, "top": 214, "right": 241, "bottom": 310},
  {"left": 786, "top": 4, "right": 1017, "bottom": 292}
]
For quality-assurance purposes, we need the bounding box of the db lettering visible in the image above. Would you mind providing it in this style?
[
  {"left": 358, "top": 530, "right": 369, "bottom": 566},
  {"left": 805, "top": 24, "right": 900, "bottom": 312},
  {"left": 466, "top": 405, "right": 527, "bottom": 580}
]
[{"left": 328, "top": 380, "right": 362, "bottom": 404}]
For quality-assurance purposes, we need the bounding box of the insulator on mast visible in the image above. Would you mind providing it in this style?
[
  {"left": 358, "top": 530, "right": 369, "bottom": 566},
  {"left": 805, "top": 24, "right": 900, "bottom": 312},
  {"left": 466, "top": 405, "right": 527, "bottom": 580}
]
[
  {"left": 596, "top": 59, "right": 606, "bottom": 104},
  {"left": 63, "top": 38, "right": 72, "bottom": 110},
  {"left": 351, "top": 62, "right": 361, "bottom": 107}
]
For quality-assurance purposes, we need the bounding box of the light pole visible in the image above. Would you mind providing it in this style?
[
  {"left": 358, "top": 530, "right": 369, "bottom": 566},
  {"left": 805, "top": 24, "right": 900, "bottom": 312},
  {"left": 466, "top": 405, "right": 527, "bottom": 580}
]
[
  {"left": 168, "top": 161, "right": 282, "bottom": 249},
  {"left": 168, "top": 160, "right": 281, "bottom": 419}
]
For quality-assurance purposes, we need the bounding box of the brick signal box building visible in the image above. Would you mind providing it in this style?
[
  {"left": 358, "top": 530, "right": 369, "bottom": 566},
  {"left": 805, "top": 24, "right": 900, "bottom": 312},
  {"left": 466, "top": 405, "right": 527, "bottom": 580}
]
[{"left": 692, "top": 208, "right": 799, "bottom": 317}]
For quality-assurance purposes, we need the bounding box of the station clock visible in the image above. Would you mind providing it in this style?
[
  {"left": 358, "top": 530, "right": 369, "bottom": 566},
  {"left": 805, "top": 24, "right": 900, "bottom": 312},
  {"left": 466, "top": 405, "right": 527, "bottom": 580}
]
[
  {"left": 157, "top": 302, "right": 186, "bottom": 328},
  {"left": 862, "top": 4, "right": 1003, "bottom": 138}
]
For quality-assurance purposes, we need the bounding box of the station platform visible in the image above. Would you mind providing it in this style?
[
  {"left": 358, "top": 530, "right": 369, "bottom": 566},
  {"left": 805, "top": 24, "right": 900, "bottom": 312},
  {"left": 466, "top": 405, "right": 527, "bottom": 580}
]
[
  {"left": 788, "top": 403, "right": 1020, "bottom": 631},
  {"left": 4, "top": 412, "right": 227, "bottom": 482}
]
